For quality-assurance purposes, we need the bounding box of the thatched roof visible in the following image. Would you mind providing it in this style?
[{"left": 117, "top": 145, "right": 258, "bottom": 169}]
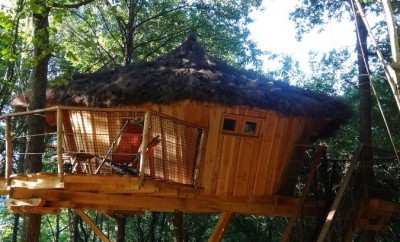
[{"left": 14, "top": 34, "right": 351, "bottom": 136}]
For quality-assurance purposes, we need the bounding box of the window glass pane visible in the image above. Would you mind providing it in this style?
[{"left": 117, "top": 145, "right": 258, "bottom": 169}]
[
  {"left": 244, "top": 121, "right": 257, "bottom": 135},
  {"left": 223, "top": 118, "right": 236, "bottom": 131}
]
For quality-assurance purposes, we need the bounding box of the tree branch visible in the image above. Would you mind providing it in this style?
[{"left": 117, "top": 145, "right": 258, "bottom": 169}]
[
  {"left": 52, "top": 0, "right": 95, "bottom": 9},
  {"left": 133, "top": 3, "right": 188, "bottom": 30}
]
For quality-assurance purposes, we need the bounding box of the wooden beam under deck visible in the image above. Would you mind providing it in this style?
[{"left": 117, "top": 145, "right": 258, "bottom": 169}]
[
  {"left": 3, "top": 174, "right": 400, "bottom": 222},
  {"left": 9, "top": 187, "right": 323, "bottom": 217}
]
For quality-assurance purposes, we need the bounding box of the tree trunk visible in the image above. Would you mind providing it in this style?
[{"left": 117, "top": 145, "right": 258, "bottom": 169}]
[
  {"left": 355, "top": 2, "right": 375, "bottom": 241},
  {"left": 55, "top": 213, "right": 60, "bottom": 242},
  {"left": 115, "top": 215, "right": 126, "bottom": 242},
  {"left": 11, "top": 214, "right": 20, "bottom": 242},
  {"left": 356, "top": 3, "right": 374, "bottom": 192},
  {"left": 148, "top": 212, "right": 159, "bottom": 242},
  {"left": 173, "top": 211, "right": 184, "bottom": 242},
  {"left": 124, "top": 0, "right": 136, "bottom": 65},
  {"left": 22, "top": 1, "right": 50, "bottom": 241}
]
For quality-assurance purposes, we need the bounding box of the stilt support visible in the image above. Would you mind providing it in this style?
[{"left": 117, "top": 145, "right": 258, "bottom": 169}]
[
  {"left": 75, "top": 209, "right": 110, "bottom": 242},
  {"left": 208, "top": 212, "right": 233, "bottom": 242}
]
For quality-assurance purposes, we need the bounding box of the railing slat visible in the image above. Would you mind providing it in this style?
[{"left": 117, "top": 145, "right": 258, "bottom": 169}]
[
  {"left": 139, "top": 111, "right": 151, "bottom": 187},
  {"left": 5, "top": 118, "right": 13, "bottom": 185},
  {"left": 57, "top": 107, "right": 64, "bottom": 180}
]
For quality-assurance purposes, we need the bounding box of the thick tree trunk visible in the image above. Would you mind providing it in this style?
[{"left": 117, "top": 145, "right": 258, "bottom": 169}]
[
  {"left": 115, "top": 215, "right": 126, "bottom": 242},
  {"left": 22, "top": 1, "right": 50, "bottom": 241},
  {"left": 173, "top": 211, "right": 184, "bottom": 242},
  {"left": 73, "top": 213, "right": 81, "bottom": 242},
  {"left": 356, "top": 7, "right": 374, "bottom": 192},
  {"left": 355, "top": 3, "right": 375, "bottom": 242}
]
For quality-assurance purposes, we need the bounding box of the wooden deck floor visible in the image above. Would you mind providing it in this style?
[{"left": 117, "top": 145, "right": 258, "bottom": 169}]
[
  {"left": 1, "top": 173, "right": 399, "bottom": 230},
  {"left": 1, "top": 173, "right": 324, "bottom": 216}
]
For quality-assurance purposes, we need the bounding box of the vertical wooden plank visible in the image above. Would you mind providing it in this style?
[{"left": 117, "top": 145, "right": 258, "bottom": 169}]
[
  {"left": 252, "top": 112, "right": 278, "bottom": 196},
  {"left": 208, "top": 212, "right": 233, "bottom": 242},
  {"left": 57, "top": 108, "right": 64, "bottom": 180},
  {"left": 139, "top": 111, "right": 151, "bottom": 186},
  {"left": 265, "top": 116, "right": 289, "bottom": 194},
  {"left": 203, "top": 107, "right": 222, "bottom": 194},
  {"left": 215, "top": 135, "right": 240, "bottom": 197},
  {"left": 233, "top": 136, "right": 261, "bottom": 197},
  {"left": 5, "top": 118, "right": 12, "bottom": 185}
]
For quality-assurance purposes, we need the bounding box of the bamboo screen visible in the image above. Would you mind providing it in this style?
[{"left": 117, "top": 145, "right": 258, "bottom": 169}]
[
  {"left": 62, "top": 109, "right": 202, "bottom": 185},
  {"left": 147, "top": 115, "right": 201, "bottom": 185}
]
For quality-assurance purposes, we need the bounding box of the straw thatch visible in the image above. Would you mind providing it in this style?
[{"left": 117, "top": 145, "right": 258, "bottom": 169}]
[{"left": 14, "top": 34, "right": 351, "bottom": 136}]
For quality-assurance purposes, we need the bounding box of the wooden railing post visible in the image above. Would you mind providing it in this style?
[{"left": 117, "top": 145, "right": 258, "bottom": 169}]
[
  {"left": 5, "top": 118, "right": 13, "bottom": 185},
  {"left": 139, "top": 111, "right": 151, "bottom": 187},
  {"left": 193, "top": 128, "right": 205, "bottom": 186},
  {"left": 56, "top": 107, "right": 64, "bottom": 180}
]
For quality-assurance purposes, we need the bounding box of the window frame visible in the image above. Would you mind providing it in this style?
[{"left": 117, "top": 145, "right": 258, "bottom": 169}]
[
  {"left": 221, "top": 115, "right": 240, "bottom": 134},
  {"left": 221, "top": 114, "right": 262, "bottom": 137}
]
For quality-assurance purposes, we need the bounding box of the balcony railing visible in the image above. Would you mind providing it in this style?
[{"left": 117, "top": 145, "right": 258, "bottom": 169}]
[{"left": 1, "top": 106, "right": 206, "bottom": 186}]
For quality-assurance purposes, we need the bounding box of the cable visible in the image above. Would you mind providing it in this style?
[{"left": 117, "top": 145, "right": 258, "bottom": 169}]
[
  {"left": 353, "top": 0, "right": 400, "bottom": 111},
  {"left": 350, "top": 0, "right": 400, "bottom": 163}
]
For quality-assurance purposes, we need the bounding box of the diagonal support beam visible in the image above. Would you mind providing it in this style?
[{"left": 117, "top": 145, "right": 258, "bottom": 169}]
[
  {"left": 208, "top": 212, "right": 233, "bottom": 242},
  {"left": 75, "top": 209, "right": 110, "bottom": 242},
  {"left": 280, "top": 146, "right": 326, "bottom": 242}
]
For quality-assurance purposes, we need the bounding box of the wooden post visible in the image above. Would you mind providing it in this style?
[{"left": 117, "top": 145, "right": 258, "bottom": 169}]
[
  {"left": 208, "top": 212, "right": 233, "bottom": 242},
  {"left": 5, "top": 118, "right": 13, "bottom": 185},
  {"left": 75, "top": 209, "right": 110, "bottom": 242},
  {"left": 56, "top": 108, "right": 63, "bottom": 180},
  {"left": 193, "top": 129, "right": 205, "bottom": 186},
  {"left": 139, "top": 111, "right": 151, "bottom": 187}
]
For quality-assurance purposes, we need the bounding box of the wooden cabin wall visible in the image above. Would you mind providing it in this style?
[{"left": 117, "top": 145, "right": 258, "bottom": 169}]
[
  {"left": 48, "top": 101, "right": 316, "bottom": 199},
  {"left": 132, "top": 101, "right": 312, "bottom": 199}
]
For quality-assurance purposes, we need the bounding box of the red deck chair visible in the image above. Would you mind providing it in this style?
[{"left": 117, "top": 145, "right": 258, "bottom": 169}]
[
  {"left": 109, "top": 120, "right": 160, "bottom": 176},
  {"left": 112, "top": 122, "right": 143, "bottom": 164}
]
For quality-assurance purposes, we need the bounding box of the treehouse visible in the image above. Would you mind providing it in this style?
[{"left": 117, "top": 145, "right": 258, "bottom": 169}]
[{"left": 2, "top": 35, "right": 397, "bottom": 240}]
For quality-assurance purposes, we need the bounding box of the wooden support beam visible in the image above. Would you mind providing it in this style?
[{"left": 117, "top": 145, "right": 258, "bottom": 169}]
[
  {"left": 10, "top": 173, "right": 63, "bottom": 190},
  {"left": 6, "top": 198, "right": 44, "bottom": 207},
  {"left": 316, "top": 147, "right": 363, "bottom": 242},
  {"left": 9, "top": 206, "right": 59, "bottom": 214},
  {"left": 56, "top": 107, "right": 64, "bottom": 180},
  {"left": 75, "top": 209, "right": 110, "bottom": 242},
  {"left": 208, "top": 212, "right": 233, "bottom": 242},
  {"left": 280, "top": 146, "right": 326, "bottom": 242},
  {"left": 5, "top": 118, "right": 12, "bottom": 185},
  {"left": 10, "top": 188, "right": 323, "bottom": 217},
  {"left": 139, "top": 111, "right": 151, "bottom": 186}
]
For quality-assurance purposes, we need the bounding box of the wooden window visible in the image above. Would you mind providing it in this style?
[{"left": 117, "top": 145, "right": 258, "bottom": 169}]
[
  {"left": 244, "top": 121, "right": 257, "bottom": 135},
  {"left": 222, "top": 118, "right": 237, "bottom": 132},
  {"left": 222, "top": 115, "right": 261, "bottom": 137}
]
